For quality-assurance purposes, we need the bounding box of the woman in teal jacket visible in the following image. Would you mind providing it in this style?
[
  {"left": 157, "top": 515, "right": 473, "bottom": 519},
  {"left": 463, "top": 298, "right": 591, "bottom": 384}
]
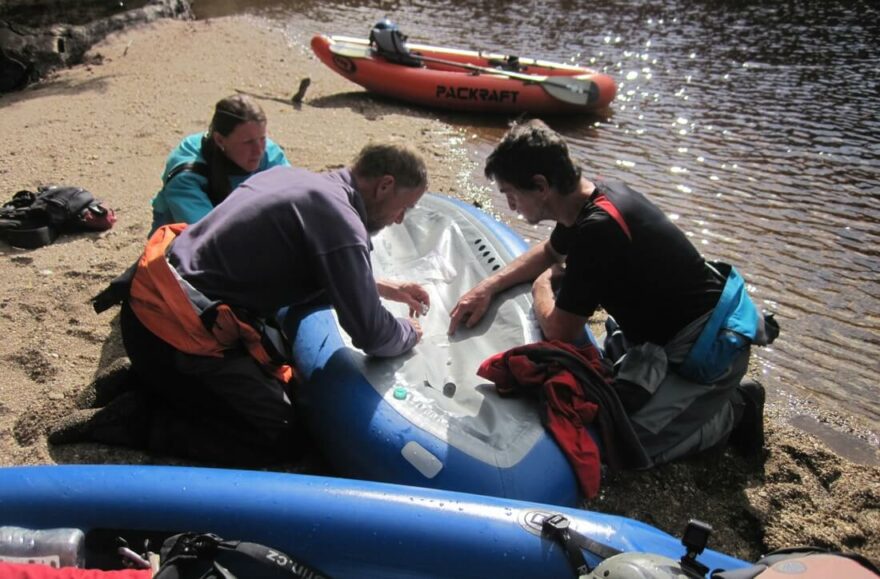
[{"left": 150, "top": 94, "right": 290, "bottom": 234}]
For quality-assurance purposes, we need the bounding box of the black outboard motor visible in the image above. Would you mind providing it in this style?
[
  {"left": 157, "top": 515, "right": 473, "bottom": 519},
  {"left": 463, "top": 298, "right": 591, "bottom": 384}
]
[{"left": 369, "top": 19, "right": 422, "bottom": 67}]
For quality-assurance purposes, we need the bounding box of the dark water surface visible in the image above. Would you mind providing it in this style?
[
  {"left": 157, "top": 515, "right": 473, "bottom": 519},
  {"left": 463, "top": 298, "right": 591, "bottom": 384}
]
[{"left": 194, "top": 0, "right": 879, "bottom": 453}]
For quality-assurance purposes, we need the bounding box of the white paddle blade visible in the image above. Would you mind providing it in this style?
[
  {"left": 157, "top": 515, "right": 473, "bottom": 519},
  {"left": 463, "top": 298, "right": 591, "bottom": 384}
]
[
  {"left": 329, "top": 42, "right": 371, "bottom": 59},
  {"left": 540, "top": 77, "right": 600, "bottom": 106}
]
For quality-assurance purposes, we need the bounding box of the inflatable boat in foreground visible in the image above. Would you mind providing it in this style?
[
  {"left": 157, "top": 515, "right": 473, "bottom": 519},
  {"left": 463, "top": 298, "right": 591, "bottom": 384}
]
[{"left": 0, "top": 465, "right": 748, "bottom": 578}]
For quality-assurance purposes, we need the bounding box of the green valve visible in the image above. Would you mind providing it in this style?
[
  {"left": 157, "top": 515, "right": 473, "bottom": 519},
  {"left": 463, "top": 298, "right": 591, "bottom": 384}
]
[{"left": 393, "top": 387, "right": 408, "bottom": 400}]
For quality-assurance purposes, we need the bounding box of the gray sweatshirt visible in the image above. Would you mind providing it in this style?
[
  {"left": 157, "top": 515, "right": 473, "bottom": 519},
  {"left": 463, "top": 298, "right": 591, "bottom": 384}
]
[{"left": 169, "top": 165, "right": 417, "bottom": 357}]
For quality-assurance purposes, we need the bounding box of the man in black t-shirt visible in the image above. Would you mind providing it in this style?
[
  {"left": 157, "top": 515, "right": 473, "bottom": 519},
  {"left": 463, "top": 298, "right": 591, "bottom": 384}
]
[
  {"left": 449, "top": 120, "right": 769, "bottom": 465},
  {"left": 547, "top": 178, "right": 724, "bottom": 347}
]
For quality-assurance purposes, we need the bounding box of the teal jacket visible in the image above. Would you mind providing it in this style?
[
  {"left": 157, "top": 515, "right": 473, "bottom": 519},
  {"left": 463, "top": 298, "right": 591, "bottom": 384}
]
[
  {"left": 678, "top": 263, "right": 760, "bottom": 383},
  {"left": 150, "top": 133, "right": 289, "bottom": 234}
]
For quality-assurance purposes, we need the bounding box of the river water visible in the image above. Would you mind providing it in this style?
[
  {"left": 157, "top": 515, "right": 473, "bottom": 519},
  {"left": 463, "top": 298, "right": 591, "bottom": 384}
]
[{"left": 191, "top": 0, "right": 879, "bottom": 458}]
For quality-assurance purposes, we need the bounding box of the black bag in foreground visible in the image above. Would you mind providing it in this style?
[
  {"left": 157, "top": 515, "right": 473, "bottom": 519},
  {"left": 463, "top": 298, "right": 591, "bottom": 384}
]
[
  {"left": 154, "top": 532, "right": 330, "bottom": 579},
  {"left": 0, "top": 185, "right": 115, "bottom": 249}
]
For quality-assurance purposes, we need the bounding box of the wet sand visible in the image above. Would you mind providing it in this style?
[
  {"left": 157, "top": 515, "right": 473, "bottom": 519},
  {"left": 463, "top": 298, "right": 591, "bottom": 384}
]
[{"left": 0, "top": 16, "right": 877, "bottom": 565}]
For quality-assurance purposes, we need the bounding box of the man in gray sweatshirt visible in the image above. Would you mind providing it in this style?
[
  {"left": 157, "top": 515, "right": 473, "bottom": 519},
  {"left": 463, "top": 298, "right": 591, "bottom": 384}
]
[{"left": 51, "top": 143, "right": 429, "bottom": 465}]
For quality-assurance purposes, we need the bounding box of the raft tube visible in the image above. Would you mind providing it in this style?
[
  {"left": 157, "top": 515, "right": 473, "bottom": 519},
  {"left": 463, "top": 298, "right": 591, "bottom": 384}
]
[{"left": 0, "top": 465, "right": 748, "bottom": 578}]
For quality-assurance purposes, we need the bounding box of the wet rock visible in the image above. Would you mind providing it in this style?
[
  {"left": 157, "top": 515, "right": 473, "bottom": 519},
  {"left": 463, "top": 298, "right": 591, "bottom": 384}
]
[{"left": 0, "top": 0, "right": 192, "bottom": 92}]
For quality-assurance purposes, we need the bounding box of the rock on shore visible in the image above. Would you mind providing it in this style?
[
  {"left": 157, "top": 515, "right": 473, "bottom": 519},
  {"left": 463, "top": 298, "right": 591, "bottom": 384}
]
[{"left": 0, "top": 0, "right": 191, "bottom": 91}]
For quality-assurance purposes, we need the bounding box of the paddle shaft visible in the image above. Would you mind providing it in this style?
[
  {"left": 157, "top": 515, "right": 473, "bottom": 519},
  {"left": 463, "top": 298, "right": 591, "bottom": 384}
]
[
  {"left": 414, "top": 53, "right": 546, "bottom": 82},
  {"left": 409, "top": 53, "right": 598, "bottom": 105},
  {"left": 413, "top": 53, "right": 585, "bottom": 89}
]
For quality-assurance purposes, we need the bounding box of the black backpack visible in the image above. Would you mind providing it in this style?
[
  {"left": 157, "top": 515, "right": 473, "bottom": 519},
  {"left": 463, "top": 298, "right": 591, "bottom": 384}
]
[
  {"left": 368, "top": 20, "right": 422, "bottom": 67},
  {"left": 0, "top": 185, "right": 115, "bottom": 249},
  {"left": 153, "top": 532, "right": 330, "bottom": 579}
]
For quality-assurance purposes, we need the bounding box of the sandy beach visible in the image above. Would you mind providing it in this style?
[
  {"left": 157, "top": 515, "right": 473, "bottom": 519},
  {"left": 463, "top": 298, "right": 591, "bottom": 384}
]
[{"left": 0, "top": 16, "right": 877, "bottom": 565}]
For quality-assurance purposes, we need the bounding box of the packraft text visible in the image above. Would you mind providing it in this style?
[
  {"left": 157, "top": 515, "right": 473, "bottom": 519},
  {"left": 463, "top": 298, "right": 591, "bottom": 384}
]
[{"left": 436, "top": 86, "right": 519, "bottom": 103}]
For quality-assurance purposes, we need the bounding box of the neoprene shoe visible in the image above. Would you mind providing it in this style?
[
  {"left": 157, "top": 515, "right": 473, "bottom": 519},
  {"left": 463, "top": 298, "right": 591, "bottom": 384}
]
[
  {"left": 48, "top": 390, "right": 150, "bottom": 448},
  {"left": 729, "top": 379, "right": 766, "bottom": 456},
  {"left": 73, "top": 357, "right": 136, "bottom": 409}
]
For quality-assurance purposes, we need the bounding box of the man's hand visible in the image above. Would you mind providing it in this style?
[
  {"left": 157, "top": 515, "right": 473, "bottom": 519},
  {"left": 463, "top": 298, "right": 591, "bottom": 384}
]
[
  {"left": 409, "top": 317, "right": 423, "bottom": 344},
  {"left": 377, "top": 279, "right": 431, "bottom": 317},
  {"left": 448, "top": 284, "right": 493, "bottom": 335},
  {"left": 447, "top": 239, "right": 560, "bottom": 335}
]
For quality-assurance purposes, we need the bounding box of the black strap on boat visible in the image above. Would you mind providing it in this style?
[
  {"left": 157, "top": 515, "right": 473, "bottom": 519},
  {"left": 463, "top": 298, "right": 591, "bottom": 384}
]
[
  {"left": 155, "top": 532, "right": 331, "bottom": 579},
  {"left": 487, "top": 55, "right": 524, "bottom": 72},
  {"left": 542, "top": 513, "right": 622, "bottom": 577}
]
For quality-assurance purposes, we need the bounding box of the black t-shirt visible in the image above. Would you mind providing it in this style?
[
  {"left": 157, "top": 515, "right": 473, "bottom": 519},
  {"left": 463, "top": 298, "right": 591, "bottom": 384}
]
[{"left": 550, "top": 180, "right": 722, "bottom": 345}]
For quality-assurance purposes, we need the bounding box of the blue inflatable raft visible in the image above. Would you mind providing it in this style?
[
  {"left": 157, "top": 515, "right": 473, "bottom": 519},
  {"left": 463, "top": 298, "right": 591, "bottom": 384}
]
[
  {"left": 0, "top": 465, "right": 748, "bottom": 578},
  {"left": 283, "top": 194, "right": 584, "bottom": 506}
]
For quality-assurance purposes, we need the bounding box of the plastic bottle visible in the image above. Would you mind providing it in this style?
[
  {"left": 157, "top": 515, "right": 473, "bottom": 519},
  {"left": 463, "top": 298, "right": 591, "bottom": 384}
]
[{"left": 0, "top": 526, "right": 85, "bottom": 568}]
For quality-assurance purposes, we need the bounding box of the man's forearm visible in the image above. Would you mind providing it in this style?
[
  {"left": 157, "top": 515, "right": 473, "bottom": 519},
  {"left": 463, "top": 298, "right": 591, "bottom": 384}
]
[
  {"left": 532, "top": 273, "right": 556, "bottom": 335},
  {"left": 531, "top": 270, "right": 589, "bottom": 343},
  {"left": 375, "top": 279, "right": 392, "bottom": 299},
  {"left": 482, "top": 239, "right": 557, "bottom": 296}
]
